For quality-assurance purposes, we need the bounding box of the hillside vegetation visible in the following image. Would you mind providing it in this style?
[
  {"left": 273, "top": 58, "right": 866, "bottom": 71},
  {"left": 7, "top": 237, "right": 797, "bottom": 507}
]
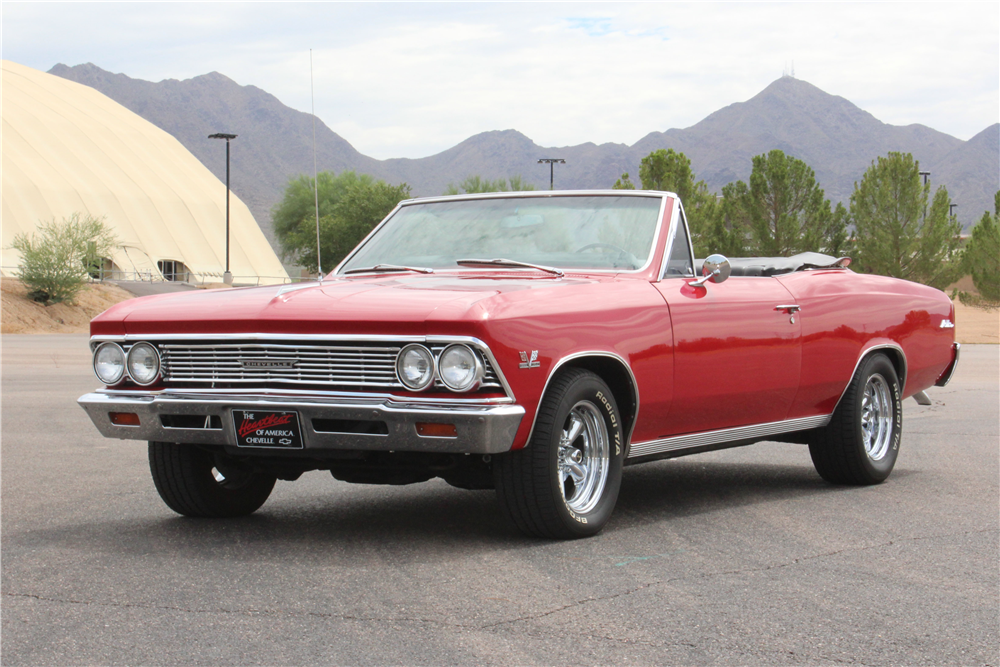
[{"left": 50, "top": 64, "right": 998, "bottom": 250}]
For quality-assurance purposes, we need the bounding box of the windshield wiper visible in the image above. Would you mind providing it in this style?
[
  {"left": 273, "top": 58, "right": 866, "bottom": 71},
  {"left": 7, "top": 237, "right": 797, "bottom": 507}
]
[
  {"left": 456, "top": 258, "right": 564, "bottom": 277},
  {"left": 343, "top": 264, "right": 435, "bottom": 275}
]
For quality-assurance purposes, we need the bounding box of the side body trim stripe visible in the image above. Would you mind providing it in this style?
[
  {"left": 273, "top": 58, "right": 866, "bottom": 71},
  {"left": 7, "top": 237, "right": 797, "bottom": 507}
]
[{"left": 627, "top": 414, "right": 831, "bottom": 459}]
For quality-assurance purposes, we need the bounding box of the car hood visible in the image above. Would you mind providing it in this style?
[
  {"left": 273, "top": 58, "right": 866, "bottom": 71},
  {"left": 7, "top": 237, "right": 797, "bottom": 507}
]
[{"left": 93, "top": 273, "right": 610, "bottom": 336}]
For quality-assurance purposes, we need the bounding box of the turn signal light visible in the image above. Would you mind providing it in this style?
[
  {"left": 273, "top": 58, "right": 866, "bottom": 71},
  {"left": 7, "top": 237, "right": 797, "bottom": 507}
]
[
  {"left": 416, "top": 422, "right": 457, "bottom": 438},
  {"left": 109, "top": 412, "right": 141, "bottom": 426}
]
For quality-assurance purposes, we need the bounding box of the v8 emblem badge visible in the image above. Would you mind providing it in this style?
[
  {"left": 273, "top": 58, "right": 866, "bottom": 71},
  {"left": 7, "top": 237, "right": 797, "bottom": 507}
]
[{"left": 519, "top": 350, "right": 540, "bottom": 369}]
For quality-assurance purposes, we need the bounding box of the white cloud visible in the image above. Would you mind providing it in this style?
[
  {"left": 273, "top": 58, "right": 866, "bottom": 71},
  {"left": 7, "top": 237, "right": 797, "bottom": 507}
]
[{"left": 3, "top": 2, "right": 997, "bottom": 159}]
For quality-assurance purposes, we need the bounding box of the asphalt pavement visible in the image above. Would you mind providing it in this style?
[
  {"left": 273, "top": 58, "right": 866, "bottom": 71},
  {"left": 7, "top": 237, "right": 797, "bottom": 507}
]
[{"left": 2, "top": 335, "right": 997, "bottom": 665}]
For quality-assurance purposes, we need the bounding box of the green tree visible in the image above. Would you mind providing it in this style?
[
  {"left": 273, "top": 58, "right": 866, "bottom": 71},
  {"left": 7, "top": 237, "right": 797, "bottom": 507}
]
[
  {"left": 10, "top": 212, "right": 118, "bottom": 304},
  {"left": 635, "top": 149, "right": 718, "bottom": 256},
  {"left": 850, "top": 152, "right": 962, "bottom": 288},
  {"left": 825, "top": 202, "right": 853, "bottom": 258},
  {"left": 443, "top": 175, "right": 536, "bottom": 195},
  {"left": 721, "top": 149, "right": 843, "bottom": 257},
  {"left": 639, "top": 149, "right": 699, "bottom": 200},
  {"left": 702, "top": 181, "right": 750, "bottom": 257},
  {"left": 957, "top": 190, "right": 1000, "bottom": 309},
  {"left": 273, "top": 171, "right": 411, "bottom": 273},
  {"left": 611, "top": 172, "right": 636, "bottom": 190}
]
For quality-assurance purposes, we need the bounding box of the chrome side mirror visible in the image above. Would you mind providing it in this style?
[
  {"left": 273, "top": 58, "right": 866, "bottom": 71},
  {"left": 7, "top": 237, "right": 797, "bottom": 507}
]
[{"left": 691, "top": 254, "right": 731, "bottom": 287}]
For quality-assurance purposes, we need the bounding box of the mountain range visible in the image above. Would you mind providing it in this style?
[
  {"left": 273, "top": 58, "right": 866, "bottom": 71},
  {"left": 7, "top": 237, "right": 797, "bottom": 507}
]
[{"left": 50, "top": 63, "right": 998, "bottom": 252}]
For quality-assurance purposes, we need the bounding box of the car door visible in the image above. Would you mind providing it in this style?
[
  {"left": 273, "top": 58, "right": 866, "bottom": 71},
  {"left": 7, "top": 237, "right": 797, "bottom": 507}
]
[{"left": 652, "top": 208, "right": 802, "bottom": 437}]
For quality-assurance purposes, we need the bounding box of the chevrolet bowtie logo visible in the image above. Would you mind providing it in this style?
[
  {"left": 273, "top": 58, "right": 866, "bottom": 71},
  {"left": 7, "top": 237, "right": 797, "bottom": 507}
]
[
  {"left": 241, "top": 359, "right": 297, "bottom": 369},
  {"left": 519, "top": 350, "right": 540, "bottom": 369}
]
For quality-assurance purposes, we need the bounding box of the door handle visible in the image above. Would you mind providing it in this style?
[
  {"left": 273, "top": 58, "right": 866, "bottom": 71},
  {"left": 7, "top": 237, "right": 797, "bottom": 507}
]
[{"left": 775, "top": 304, "right": 801, "bottom": 314}]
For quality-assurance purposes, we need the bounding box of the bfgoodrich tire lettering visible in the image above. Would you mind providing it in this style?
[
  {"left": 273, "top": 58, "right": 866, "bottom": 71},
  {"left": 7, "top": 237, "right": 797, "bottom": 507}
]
[
  {"left": 809, "top": 353, "right": 903, "bottom": 485},
  {"left": 148, "top": 442, "right": 276, "bottom": 517},
  {"left": 494, "top": 369, "right": 624, "bottom": 539}
]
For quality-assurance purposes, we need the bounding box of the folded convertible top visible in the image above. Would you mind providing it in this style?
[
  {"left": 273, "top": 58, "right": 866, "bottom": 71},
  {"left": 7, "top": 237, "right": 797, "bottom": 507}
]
[{"left": 695, "top": 252, "right": 851, "bottom": 277}]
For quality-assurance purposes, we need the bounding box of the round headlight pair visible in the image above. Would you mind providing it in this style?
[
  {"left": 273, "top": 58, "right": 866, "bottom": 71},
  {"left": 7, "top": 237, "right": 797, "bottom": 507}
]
[
  {"left": 438, "top": 344, "right": 483, "bottom": 392},
  {"left": 92, "top": 342, "right": 160, "bottom": 386},
  {"left": 396, "top": 343, "right": 483, "bottom": 392}
]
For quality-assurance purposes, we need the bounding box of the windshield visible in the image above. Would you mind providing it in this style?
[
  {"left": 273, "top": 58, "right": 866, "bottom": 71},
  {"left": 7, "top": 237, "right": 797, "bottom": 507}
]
[{"left": 338, "top": 195, "right": 664, "bottom": 273}]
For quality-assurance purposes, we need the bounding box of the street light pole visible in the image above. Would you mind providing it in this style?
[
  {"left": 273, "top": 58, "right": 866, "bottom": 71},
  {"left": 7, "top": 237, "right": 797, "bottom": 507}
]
[
  {"left": 209, "top": 133, "right": 238, "bottom": 284},
  {"left": 537, "top": 158, "right": 566, "bottom": 190}
]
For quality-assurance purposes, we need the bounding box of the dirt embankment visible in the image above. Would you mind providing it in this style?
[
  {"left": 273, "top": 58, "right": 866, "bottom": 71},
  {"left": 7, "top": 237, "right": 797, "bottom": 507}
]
[
  {"left": 946, "top": 276, "right": 999, "bottom": 344},
  {"left": 1, "top": 278, "right": 135, "bottom": 334},
  {"left": 1, "top": 277, "right": 997, "bottom": 342}
]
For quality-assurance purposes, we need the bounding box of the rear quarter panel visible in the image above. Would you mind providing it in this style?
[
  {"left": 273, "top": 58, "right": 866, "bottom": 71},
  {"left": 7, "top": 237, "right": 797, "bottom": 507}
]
[{"left": 777, "top": 270, "right": 954, "bottom": 417}]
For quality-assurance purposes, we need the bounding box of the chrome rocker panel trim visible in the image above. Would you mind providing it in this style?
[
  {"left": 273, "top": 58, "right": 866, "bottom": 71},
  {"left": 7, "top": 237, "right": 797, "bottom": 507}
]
[
  {"left": 627, "top": 414, "right": 832, "bottom": 460},
  {"left": 78, "top": 391, "right": 525, "bottom": 455}
]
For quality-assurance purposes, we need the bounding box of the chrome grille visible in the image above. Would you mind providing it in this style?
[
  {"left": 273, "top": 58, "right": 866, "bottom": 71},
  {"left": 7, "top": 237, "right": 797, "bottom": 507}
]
[{"left": 155, "top": 341, "right": 501, "bottom": 391}]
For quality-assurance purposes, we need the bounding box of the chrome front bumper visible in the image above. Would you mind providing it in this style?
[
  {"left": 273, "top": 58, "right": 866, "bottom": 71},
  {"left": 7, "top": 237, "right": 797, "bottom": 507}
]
[{"left": 78, "top": 391, "right": 525, "bottom": 454}]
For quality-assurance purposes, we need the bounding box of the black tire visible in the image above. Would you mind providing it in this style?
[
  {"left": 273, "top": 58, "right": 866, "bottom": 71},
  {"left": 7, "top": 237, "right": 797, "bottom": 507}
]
[
  {"left": 809, "top": 353, "right": 902, "bottom": 485},
  {"left": 494, "top": 369, "right": 625, "bottom": 539},
  {"left": 148, "top": 442, "right": 276, "bottom": 517}
]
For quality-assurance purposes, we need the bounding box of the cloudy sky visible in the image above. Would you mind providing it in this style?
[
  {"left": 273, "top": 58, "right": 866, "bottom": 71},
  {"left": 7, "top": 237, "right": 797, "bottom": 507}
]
[{"left": 4, "top": 2, "right": 998, "bottom": 160}]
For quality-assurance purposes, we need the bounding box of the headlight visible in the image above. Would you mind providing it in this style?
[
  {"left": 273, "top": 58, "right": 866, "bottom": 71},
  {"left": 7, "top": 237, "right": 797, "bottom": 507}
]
[
  {"left": 396, "top": 344, "right": 435, "bottom": 391},
  {"left": 93, "top": 342, "right": 125, "bottom": 385},
  {"left": 126, "top": 342, "right": 161, "bottom": 385},
  {"left": 438, "top": 344, "right": 483, "bottom": 392}
]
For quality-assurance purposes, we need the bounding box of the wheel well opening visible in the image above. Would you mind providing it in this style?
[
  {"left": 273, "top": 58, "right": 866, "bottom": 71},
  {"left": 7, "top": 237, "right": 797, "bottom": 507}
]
[
  {"left": 560, "top": 356, "right": 638, "bottom": 440},
  {"left": 870, "top": 347, "right": 906, "bottom": 389}
]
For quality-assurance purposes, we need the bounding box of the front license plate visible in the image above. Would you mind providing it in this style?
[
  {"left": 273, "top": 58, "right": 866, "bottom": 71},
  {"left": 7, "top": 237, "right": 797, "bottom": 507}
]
[{"left": 233, "top": 410, "right": 304, "bottom": 449}]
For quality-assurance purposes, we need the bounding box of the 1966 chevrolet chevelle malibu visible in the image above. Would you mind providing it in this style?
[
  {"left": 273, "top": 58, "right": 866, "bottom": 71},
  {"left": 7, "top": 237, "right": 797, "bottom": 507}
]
[{"left": 80, "top": 191, "right": 959, "bottom": 538}]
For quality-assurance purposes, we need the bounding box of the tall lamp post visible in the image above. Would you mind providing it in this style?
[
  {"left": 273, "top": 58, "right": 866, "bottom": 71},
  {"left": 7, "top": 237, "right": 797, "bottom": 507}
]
[
  {"left": 537, "top": 158, "right": 566, "bottom": 190},
  {"left": 209, "top": 132, "right": 238, "bottom": 284}
]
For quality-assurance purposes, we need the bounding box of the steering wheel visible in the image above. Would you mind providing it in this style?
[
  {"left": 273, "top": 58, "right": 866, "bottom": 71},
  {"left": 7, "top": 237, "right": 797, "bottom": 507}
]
[{"left": 574, "top": 243, "right": 640, "bottom": 269}]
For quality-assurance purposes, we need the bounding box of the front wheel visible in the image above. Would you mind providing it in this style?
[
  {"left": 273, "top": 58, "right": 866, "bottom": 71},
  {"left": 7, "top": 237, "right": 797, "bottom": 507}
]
[
  {"left": 809, "top": 353, "right": 902, "bottom": 485},
  {"left": 494, "top": 369, "right": 624, "bottom": 539},
  {"left": 148, "top": 442, "right": 276, "bottom": 517}
]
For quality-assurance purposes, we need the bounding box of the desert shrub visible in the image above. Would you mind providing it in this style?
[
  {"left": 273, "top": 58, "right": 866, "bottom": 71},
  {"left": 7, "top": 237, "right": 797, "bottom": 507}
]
[{"left": 10, "top": 213, "right": 118, "bottom": 305}]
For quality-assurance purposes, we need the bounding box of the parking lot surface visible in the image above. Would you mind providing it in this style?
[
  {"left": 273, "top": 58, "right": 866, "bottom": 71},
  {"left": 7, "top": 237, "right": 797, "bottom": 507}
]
[{"left": 2, "top": 335, "right": 997, "bottom": 665}]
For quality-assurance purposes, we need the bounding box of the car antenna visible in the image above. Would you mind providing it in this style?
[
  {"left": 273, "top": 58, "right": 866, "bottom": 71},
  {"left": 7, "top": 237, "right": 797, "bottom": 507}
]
[{"left": 311, "top": 48, "right": 323, "bottom": 282}]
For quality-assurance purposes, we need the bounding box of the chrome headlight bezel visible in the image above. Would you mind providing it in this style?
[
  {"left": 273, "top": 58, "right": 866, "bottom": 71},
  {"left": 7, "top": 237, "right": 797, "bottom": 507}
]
[
  {"left": 93, "top": 342, "right": 126, "bottom": 385},
  {"left": 396, "top": 344, "right": 436, "bottom": 391},
  {"left": 438, "top": 344, "right": 484, "bottom": 392},
  {"left": 126, "top": 342, "right": 161, "bottom": 386}
]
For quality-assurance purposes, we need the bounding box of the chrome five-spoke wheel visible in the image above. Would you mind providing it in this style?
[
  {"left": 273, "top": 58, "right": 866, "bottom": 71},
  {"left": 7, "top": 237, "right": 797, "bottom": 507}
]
[
  {"left": 493, "top": 368, "right": 625, "bottom": 538},
  {"left": 809, "top": 352, "right": 902, "bottom": 485},
  {"left": 861, "top": 373, "right": 893, "bottom": 461},
  {"left": 558, "top": 401, "right": 610, "bottom": 514}
]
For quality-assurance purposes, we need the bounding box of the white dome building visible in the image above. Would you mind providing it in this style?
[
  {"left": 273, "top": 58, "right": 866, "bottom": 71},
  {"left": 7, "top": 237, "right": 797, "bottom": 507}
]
[{"left": 2, "top": 60, "right": 288, "bottom": 285}]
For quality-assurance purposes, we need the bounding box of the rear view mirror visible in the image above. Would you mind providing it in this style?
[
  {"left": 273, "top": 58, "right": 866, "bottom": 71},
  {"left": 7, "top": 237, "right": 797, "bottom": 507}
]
[
  {"left": 691, "top": 254, "right": 731, "bottom": 287},
  {"left": 501, "top": 214, "right": 543, "bottom": 229}
]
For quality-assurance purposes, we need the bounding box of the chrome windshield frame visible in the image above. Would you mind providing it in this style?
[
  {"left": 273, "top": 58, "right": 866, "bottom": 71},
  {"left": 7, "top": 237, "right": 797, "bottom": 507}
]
[{"left": 333, "top": 190, "right": 673, "bottom": 277}]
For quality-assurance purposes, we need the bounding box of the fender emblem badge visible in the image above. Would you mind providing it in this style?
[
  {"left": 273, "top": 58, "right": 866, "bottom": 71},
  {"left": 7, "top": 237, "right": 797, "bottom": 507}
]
[{"left": 519, "top": 350, "right": 540, "bottom": 369}]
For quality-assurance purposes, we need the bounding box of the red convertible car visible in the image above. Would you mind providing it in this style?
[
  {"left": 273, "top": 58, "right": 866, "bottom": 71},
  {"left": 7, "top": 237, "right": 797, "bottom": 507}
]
[{"left": 79, "top": 191, "right": 959, "bottom": 538}]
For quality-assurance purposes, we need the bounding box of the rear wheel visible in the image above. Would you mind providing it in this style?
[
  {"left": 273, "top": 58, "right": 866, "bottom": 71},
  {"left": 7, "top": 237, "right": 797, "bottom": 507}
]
[
  {"left": 809, "top": 353, "right": 902, "bottom": 485},
  {"left": 148, "top": 442, "right": 276, "bottom": 517},
  {"left": 494, "top": 369, "right": 624, "bottom": 539}
]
